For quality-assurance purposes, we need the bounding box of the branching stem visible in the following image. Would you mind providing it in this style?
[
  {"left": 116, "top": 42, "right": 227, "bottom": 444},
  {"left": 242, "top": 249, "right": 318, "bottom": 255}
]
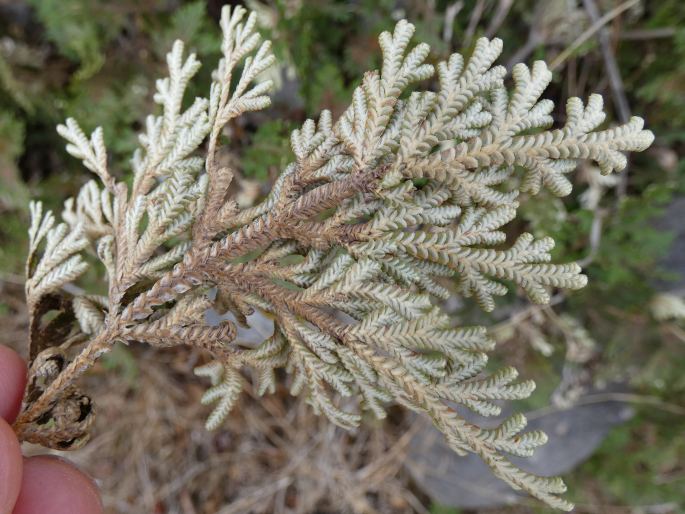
[{"left": 13, "top": 327, "right": 118, "bottom": 439}]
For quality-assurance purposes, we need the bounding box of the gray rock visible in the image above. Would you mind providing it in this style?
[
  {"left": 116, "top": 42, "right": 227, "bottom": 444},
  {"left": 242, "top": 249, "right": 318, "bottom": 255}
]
[
  {"left": 653, "top": 196, "right": 685, "bottom": 292},
  {"left": 406, "top": 390, "right": 633, "bottom": 509}
]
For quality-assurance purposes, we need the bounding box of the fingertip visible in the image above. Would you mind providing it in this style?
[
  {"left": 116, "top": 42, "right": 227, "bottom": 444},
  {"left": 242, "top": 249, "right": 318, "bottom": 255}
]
[
  {"left": 13, "top": 456, "right": 103, "bottom": 514},
  {"left": 0, "top": 345, "right": 27, "bottom": 423},
  {"left": 0, "top": 418, "right": 22, "bottom": 514}
]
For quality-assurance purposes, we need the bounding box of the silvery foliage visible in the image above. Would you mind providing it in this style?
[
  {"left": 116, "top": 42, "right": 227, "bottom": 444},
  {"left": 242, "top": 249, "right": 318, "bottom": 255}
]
[{"left": 24, "top": 7, "right": 653, "bottom": 510}]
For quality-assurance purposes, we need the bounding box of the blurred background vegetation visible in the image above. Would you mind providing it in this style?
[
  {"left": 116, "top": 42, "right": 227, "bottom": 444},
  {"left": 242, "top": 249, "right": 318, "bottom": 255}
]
[{"left": 0, "top": 1, "right": 683, "bottom": 513}]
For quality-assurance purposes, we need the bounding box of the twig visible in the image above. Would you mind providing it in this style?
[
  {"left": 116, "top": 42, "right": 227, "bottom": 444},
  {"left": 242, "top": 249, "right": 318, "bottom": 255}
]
[
  {"left": 581, "top": 0, "right": 632, "bottom": 201},
  {"left": 582, "top": 0, "right": 631, "bottom": 123},
  {"left": 490, "top": 293, "right": 566, "bottom": 340},
  {"left": 217, "top": 477, "right": 293, "bottom": 514},
  {"left": 463, "top": 0, "right": 486, "bottom": 48},
  {"left": 484, "top": 0, "right": 514, "bottom": 39},
  {"left": 526, "top": 391, "right": 685, "bottom": 420},
  {"left": 13, "top": 328, "right": 117, "bottom": 437},
  {"left": 549, "top": 0, "right": 640, "bottom": 71},
  {"left": 442, "top": 1, "right": 464, "bottom": 45},
  {"left": 620, "top": 27, "right": 677, "bottom": 41},
  {"left": 577, "top": 206, "right": 605, "bottom": 268},
  {"left": 504, "top": 2, "right": 555, "bottom": 70}
]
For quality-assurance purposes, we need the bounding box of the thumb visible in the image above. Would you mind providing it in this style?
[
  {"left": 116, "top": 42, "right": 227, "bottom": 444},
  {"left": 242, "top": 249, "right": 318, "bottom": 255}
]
[{"left": 0, "top": 419, "right": 22, "bottom": 514}]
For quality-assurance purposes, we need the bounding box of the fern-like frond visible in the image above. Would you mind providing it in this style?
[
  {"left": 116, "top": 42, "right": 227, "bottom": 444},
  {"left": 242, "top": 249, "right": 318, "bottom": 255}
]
[
  {"left": 26, "top": 201, "right": 89, "bottom": 302},
  {"left": 17, "top": 7, "right": 655, "bottom": 511}
]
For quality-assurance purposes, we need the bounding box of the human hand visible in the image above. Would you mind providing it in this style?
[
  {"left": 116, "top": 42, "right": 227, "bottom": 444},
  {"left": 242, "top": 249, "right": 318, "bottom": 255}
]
[{"left": 0, "top": 345, "right": 103, "bottom": 514}]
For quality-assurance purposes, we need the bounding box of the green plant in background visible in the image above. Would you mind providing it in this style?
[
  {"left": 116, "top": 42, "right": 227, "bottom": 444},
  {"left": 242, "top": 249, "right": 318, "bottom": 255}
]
[
  {"left": 242, "top": 119, "right": 295, "bottom": 180},
  {"left": 26, "top": 0, "right": 125, "bottom": 81},
  {"left": 620, "top": 0, "right": 685, "bottom": 135},
  {"left": 0, "top": 111, "right": 28, "bottom": 207},
  {"left": 565, "top": 412, "right": 685, "bottom": 511},
  {"left": 0, "top": 110, "right": 28, "bottom": 274}
]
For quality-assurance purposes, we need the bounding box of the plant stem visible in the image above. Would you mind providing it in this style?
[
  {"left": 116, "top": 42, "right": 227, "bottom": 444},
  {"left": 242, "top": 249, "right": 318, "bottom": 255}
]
[{"left": 13, "top": 328, "right": 117, "bottom": 440}]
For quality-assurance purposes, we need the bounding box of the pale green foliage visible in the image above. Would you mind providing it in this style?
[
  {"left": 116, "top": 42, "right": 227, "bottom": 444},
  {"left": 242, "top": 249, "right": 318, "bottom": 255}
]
[
  {"left": 24, "top": 6, "right": 654, "bottom": 511},
  {"left": 195, "top": 362, "right": 244, "bottom": 431},
  {"left": 26, "top": 201, "right": 89, "bottom": 300}
]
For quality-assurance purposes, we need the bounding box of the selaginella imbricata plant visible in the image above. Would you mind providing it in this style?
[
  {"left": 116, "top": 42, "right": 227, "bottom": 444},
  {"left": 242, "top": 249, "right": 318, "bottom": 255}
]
[{"left": 12, "top": 6, "right": 653, "bottom": 510}]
